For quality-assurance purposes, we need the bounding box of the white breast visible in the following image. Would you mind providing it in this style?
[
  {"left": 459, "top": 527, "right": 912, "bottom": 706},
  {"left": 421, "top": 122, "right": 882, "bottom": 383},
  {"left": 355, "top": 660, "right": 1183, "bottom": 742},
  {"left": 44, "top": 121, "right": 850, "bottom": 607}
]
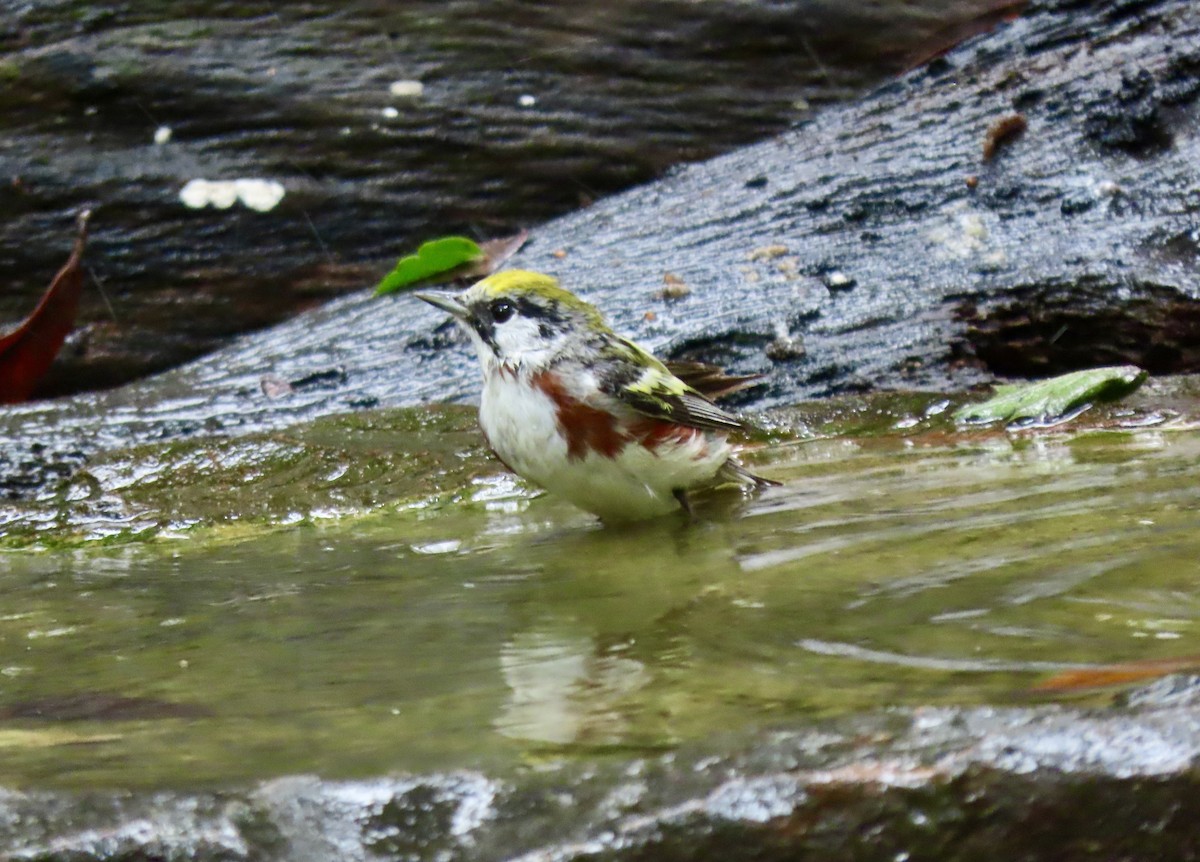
[
  {"left": 479, "top": 371, "right": 571, "bottom": 483},
  {"left": 479, "top": 371, "right": 731, "bottom": 521}
]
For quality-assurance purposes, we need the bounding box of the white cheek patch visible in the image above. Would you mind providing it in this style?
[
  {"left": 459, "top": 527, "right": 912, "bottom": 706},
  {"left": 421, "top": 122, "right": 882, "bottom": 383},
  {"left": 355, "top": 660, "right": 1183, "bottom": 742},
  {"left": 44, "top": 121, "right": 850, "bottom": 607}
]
[
  {"left": 493, "top": 316, "right": 565, "bottom": 365},
  {"left": 493, "top": 316, "right": 542, "bottom": 354}
]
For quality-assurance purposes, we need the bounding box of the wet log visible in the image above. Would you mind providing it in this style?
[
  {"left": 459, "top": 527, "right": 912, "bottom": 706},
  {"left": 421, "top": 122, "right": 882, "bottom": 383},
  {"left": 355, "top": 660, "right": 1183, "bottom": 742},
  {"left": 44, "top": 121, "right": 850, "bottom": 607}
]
[
  {"left": 2, "top": 0, "right": 1199, "bottom": 489},
  {"left": 0, "top": 0, "right": 1004, "bottom": 396}
]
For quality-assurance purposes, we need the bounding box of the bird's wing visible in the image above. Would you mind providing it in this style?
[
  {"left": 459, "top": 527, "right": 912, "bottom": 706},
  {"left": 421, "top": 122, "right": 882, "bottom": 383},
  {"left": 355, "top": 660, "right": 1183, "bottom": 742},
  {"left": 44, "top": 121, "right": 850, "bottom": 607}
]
[
  {"left": 663, "top": 359, "right": 763, "bottom": 401},
  {"left": 597, "top": 338, "right": 745, "bottom": 432}
]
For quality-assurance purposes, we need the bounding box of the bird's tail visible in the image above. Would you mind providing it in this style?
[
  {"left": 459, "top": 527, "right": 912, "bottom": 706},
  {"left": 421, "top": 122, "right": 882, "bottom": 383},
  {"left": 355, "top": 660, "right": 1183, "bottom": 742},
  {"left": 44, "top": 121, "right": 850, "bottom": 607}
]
[{"left": 718, "top": 457, "right": 780, "bottom": 489}]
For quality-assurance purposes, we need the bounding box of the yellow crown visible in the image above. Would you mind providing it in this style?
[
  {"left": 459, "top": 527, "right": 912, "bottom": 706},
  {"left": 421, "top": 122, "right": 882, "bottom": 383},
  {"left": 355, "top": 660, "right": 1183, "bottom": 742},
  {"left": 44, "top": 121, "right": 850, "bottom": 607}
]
[{"left": 473, "top": 270, "right": 607, "bottom": 328}]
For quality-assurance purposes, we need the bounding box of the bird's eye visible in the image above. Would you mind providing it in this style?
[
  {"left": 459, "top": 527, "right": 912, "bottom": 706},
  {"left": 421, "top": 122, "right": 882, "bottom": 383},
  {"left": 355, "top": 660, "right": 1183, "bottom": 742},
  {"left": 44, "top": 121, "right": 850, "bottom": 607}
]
[{"left": 490, "top": 299, "right": 515, "bottom": 323}]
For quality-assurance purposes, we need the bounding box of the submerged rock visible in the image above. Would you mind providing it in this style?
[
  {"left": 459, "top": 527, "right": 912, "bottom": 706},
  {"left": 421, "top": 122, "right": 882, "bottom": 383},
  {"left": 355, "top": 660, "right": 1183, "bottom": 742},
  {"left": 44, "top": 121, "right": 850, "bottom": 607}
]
[{"left": 5, "top": 683, "right": 1200, "bottom": 860}]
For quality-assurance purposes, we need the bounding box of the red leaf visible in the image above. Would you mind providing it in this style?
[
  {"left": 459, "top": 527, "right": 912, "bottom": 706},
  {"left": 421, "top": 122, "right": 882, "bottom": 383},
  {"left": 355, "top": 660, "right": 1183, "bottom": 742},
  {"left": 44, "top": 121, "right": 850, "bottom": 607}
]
[
  {"left": 905, "top": 1, "right": 1029, "bottom": 71},
  {"left": 1033, "top": 655, "right": 1200, "bottom": 693},
  {"left": 477, "top": 229, "right": 528, "bottom": 275},
  {"left": 0, "top": 211, "right": 90, "bottom": 404}
]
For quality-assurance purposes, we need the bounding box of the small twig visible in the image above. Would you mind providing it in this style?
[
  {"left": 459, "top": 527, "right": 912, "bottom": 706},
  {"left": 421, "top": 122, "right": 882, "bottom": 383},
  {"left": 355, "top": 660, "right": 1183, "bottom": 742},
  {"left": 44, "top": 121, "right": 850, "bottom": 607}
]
[
  {"left": 799, "top": 36, "right": 831, "bottom": 82},
  {"left": 87, "top": 266, "right": 119, "bottom": 323},
  {"left": 132, "top": 98, "right": 162, "bottom": 128},
  {"left": 299, "top": 209, "right": 334, "bottom": 262}
]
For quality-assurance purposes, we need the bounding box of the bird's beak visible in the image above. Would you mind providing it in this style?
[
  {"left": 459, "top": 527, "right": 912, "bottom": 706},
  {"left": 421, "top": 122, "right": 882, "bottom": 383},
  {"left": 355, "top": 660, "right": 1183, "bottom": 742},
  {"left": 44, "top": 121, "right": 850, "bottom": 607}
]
[{"left": 414, "top": 291, "right": 469, "bottom": 320}]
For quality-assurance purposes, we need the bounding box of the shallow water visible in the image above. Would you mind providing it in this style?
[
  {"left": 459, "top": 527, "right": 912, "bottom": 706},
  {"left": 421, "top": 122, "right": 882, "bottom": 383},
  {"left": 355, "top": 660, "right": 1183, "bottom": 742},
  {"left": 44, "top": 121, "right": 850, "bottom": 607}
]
[{"left": 2, "top": 406, "right": 1199, "bottom": 790}]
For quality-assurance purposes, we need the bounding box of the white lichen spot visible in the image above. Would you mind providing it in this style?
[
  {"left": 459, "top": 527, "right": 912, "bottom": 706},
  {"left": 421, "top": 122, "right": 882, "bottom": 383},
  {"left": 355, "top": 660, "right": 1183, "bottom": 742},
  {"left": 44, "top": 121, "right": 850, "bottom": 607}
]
[
  {"left": 389, "top": 79, "right": 424, "bottom": 98},
  {"left": 153, "top": 125, "right": 172, "bottom": 145},
  {"left": 962, "top": 213, "right": 987, "bottom": 240},
  {"left": 234, "top": 178, "right": 286, "bottom": 212},
  {"left": 180, "top": 179, "right": 234, "bottom": 209},
  {"left": 774, "top": 256, "right": 800, "bottom": 277},
  {"left": 180, "top": 178, "right": 286, "bottom": 212},
  {"left": 748, "top": 244, "right": 789, "bottom": 261},
  {"left": 518, "top": 93, "right": 537, "bottom": 107},
  {"left": 381, "top": 105, "right": 400, "bottom": 119},
  {"left": 928, "top": 204, "right": 1003, "bottom": 260}
]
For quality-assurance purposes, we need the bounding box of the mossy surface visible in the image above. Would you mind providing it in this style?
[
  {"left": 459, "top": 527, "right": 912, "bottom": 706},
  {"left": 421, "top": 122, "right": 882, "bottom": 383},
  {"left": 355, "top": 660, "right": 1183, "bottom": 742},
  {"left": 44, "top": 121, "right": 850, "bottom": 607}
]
[{"left": 0, "top": 404, "right": 495, "bottom": 549}]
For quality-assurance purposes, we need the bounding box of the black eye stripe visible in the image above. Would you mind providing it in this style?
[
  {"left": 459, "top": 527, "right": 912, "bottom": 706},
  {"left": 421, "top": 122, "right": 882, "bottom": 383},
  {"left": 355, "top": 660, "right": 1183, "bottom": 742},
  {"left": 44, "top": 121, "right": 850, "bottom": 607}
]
[
  {"left": 471, "top": 317, "right": 497, "bottom": 349},
  {"left": 513, "top": 297, "right": 566, "bottom": 324},
  {"left": 481, "top": 296, "right": 568, "bottom": 327}
]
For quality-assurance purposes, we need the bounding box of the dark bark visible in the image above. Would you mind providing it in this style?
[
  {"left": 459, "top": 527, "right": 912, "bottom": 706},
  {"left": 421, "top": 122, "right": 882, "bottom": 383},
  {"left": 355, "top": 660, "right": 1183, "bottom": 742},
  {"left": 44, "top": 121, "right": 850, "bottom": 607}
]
[{"left": 0, "top": 0, "right": 1006, "bottom": 396}]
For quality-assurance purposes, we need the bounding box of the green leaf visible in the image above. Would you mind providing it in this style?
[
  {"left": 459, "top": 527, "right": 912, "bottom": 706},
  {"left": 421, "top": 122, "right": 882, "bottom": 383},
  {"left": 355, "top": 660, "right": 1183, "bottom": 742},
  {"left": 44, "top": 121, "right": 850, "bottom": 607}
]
[
  {"left": 954, "top": 365, "right": 1148, "bottom": 425},
  {"left": 374, "top": 236, "right": 484, "bottom": 296}
]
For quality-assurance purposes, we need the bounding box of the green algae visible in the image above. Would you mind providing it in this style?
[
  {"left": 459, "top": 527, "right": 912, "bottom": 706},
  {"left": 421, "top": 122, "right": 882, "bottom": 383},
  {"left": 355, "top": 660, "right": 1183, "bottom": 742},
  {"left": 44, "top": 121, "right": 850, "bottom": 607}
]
[{"left": 0, "top": 404, "right": 499, "bottom": 550}]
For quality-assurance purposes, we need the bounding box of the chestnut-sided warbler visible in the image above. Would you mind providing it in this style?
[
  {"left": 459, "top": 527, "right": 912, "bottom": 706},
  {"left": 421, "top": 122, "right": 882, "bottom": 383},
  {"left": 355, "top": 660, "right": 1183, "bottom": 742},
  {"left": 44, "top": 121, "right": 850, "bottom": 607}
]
[{"left": 416, "top": 270, "right": 775, "bottom": 521}]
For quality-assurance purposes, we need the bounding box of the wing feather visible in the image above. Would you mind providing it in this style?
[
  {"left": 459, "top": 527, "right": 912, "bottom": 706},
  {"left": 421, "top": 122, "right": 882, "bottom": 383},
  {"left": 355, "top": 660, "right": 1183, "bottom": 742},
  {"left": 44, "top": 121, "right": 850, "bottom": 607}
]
[
  {"left": 598, "top": 339, "right": 745, "bottom": 432},
  {"left": 663, "top": 360, "right": 763, "bottom": 400}
]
